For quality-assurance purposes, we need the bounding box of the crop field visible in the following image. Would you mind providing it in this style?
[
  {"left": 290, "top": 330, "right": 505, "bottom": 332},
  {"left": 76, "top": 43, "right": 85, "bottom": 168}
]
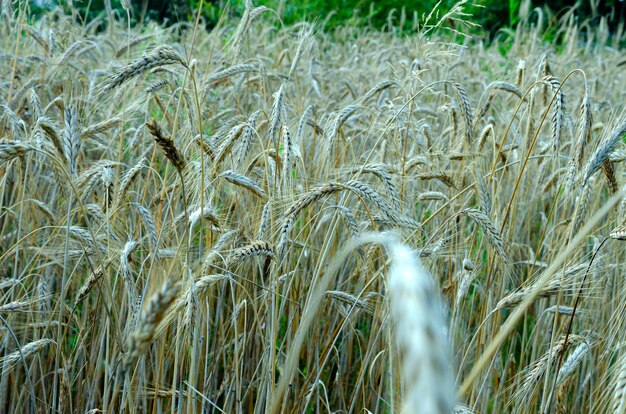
[{"left": 0, "top": 1, "right": 625, "bottom": 413}]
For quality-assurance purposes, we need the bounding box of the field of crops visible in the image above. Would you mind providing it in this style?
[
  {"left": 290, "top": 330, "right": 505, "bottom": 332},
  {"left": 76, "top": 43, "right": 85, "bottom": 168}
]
[{"left": 1, "top": 1, "right": 626, "bottom": 413}]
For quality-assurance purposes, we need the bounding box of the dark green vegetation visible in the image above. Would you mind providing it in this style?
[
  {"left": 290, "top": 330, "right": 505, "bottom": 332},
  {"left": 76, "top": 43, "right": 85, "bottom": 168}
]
[{"left": 34, "top": 0, "right": 626, "bottom": 39}]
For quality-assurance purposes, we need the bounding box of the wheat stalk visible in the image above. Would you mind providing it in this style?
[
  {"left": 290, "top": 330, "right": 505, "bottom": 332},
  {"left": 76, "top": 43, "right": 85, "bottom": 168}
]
[
  {"left": 219, "top": 170, "right": 266, "bottom": 199},
  {"left": 125, "top": 280, "right": 179, "bottom": 370},
  {"left": 146, "top": 118, "right": 186, "bottom": 173},
  {"left": 388, "top": 242, "right": 455, "bottom": 413},
  {"left": 462, "top": 208, "right": 508, "bottom": 263},
  {"left": 583, "top": 117, "right": 626, "bottom": 186},
  {"left": 1, "top": 339, "right": 54, "bottom": 372},
  {"left": 103, "top": 45, "right": 186, "bottom": 91},
  {"left": 0, "top": 141, "right": 33, "bottom": 164}
]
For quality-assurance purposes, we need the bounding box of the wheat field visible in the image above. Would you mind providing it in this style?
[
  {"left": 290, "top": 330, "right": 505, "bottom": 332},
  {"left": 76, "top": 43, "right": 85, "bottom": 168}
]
[{"left": 1, "top": 0, "right": 626, "bottom": 413}]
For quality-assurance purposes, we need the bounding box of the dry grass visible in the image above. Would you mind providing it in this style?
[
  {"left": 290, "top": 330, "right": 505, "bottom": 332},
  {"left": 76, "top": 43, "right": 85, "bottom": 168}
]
[{"left": 0, "top": 1, "right": 626, "bottom": 413}]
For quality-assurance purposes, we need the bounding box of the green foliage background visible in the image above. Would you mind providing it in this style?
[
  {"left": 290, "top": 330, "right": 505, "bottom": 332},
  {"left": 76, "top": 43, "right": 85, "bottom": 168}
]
[{"left": 34, "top": 0, "right": 626, "bottom": 37}]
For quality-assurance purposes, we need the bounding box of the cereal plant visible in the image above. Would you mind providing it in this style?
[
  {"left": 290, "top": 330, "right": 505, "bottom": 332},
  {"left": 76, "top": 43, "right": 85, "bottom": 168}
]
[{"left": 0, "top": 0, "right": 625, "bottom": 413}]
